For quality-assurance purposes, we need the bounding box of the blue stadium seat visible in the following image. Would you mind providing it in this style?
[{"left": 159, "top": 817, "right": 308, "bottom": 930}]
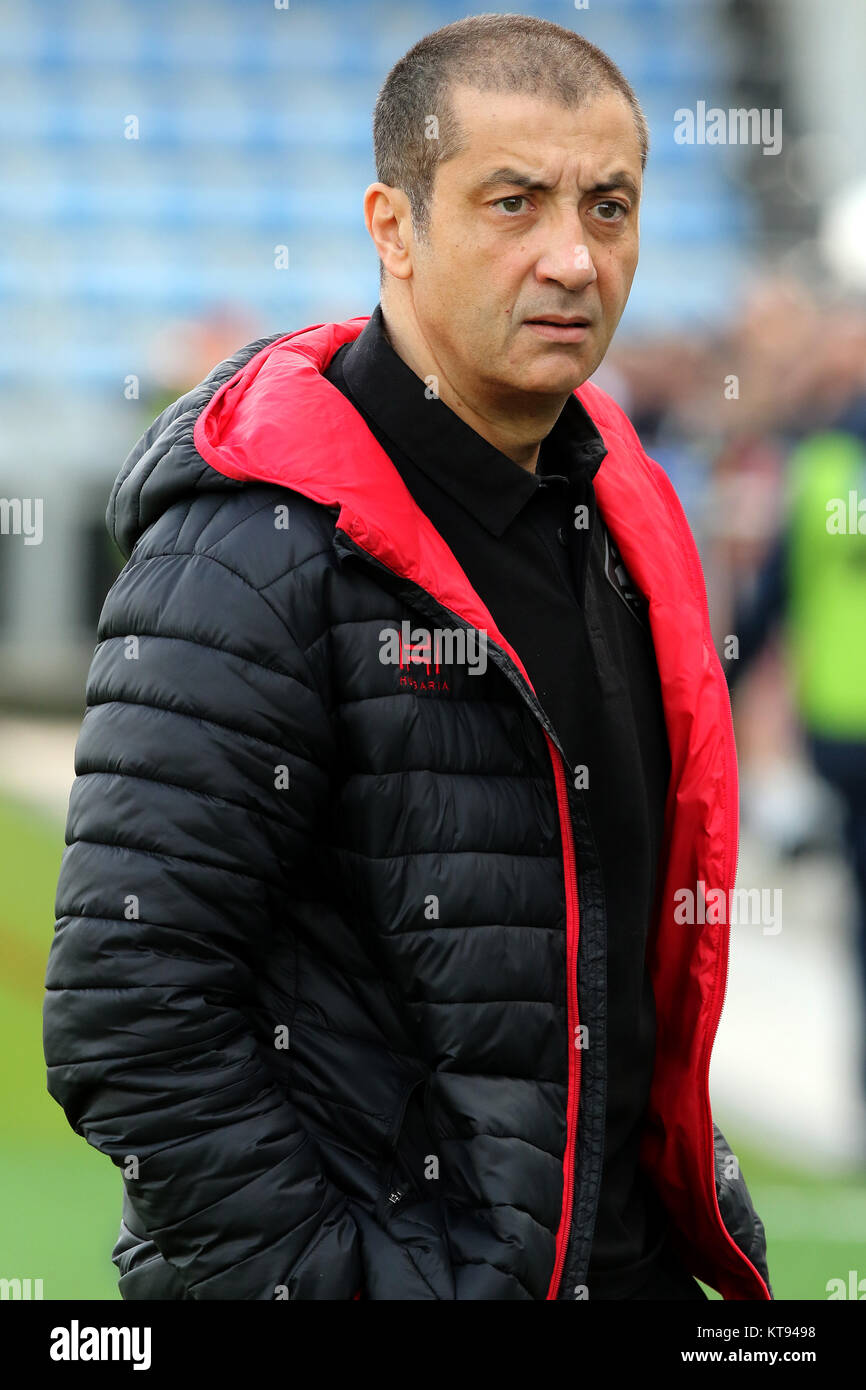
[{"left": 0, "top": 0, "right": 757, "bottom": 389}]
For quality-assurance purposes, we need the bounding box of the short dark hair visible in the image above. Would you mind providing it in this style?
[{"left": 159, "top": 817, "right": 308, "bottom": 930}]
[{"left": 372, "top": 12, "right": 650, "bottom": 287}]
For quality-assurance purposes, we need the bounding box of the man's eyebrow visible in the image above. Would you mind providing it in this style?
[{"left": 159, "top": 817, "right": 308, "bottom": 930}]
[
  {"left": 475, "top": 166, "right": 641, "bottom": 202},
  {"left": 475, "top": 167, "right": 556, "bottom": 193},
  {"left": 591, "top": 171, "right": 641, "bottom": 202}
]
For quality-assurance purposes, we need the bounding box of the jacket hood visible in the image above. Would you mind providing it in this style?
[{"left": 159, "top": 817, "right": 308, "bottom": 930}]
[
  {"left": 109, "top": 312, "right": 732, "bottom": 793},
  {"left": 107, "top": 330, "right": 287, "bottom": 560},
  {"left": 110, "top": 316, "right": 624, "bottom": 582},
  {"left": 109, "top": 314, "right": 643, "bottom": 684}
]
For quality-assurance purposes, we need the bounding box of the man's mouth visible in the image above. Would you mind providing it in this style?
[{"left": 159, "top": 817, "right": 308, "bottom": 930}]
[
  {"left": 524, "top": 316, "right": 592, "bottom": 341},
  {"left": 526, "top": 315, "right": 591, "bottom": 326}
]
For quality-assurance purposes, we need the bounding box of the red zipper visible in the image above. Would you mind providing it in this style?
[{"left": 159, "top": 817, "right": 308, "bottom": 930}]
[
  {"left": 545, "top": 736, "right": 582, "bottom": 1299},
  {"left": 331, "top": 526, "right": 587, "bottom": 1300}
]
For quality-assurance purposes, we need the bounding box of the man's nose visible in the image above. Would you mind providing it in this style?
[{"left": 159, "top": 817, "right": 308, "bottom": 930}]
[{"left": 535, "top": 228, "right": 598, "bottom": 290}]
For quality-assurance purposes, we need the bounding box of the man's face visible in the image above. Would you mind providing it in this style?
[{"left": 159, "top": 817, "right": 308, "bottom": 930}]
[{"left": 404, "top": 84, "right": 642, "bottom": 404}]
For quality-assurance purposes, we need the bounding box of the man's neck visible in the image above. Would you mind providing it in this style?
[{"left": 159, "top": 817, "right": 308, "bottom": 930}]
[{"left": 380, "top": 300, "right": 567, "bottom": 473}]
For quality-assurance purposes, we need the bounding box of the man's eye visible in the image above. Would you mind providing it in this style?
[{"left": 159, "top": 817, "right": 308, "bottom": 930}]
[
  {"left": 593, "top": 200, "right": 628, "bottom": 221},
  {"left": 494, "top": 196, "right": 529, "bottom": 215}
]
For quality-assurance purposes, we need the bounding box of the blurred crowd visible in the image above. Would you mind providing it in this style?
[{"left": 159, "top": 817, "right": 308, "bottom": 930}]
[
  {"left": 609, "top": 274, "right": 866, "bottom": 1109},
  {"left": 606, "top": 273, "right": 866, "bottom": 754}
]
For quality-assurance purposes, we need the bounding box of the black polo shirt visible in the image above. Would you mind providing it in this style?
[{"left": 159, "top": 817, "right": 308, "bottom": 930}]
[{"left": 324, "top": 303, "right": 674, "bottom": 1299}]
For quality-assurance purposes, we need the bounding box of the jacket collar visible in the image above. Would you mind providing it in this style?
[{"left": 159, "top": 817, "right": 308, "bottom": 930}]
[{"left": 193, "top": 318, "right": 712, "bottom": 735}]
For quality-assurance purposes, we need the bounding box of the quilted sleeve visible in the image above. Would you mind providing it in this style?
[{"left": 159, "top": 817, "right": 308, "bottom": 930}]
[{"left": 43, "top": 545, "right": 362, "bottom": 1299}]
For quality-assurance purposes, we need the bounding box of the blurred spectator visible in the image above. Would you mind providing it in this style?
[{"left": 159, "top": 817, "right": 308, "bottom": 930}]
[{"left": 725, "top": 387, "right": 866, "bottom": 1111}]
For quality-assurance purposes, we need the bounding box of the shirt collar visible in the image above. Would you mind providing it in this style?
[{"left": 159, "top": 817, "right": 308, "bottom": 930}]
[{"left": 338, "top": 303, "right": 608, "bottom": 538}]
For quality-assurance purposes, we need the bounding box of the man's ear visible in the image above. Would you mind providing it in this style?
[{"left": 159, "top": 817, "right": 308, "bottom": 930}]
[{"left": 364, "top": 183, "right": 413, "bottom": 282}]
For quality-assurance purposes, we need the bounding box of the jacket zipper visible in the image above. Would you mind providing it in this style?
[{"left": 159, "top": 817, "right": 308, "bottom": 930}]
[
  {"left": 333, "top": 527, "right": 584, "bottom": 1299},
  {"left": 545, "top": 751, "right": 582, "bottom": 1299}
]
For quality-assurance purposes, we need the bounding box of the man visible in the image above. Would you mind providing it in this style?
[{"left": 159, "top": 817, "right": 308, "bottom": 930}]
[{"left": 43, "top": 13, "right": 771, "bottom": 1300}]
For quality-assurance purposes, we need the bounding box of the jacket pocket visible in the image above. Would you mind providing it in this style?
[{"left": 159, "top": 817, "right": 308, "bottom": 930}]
[{"left": 376, "top": 1076, "right": 435, "bottom": 1224}]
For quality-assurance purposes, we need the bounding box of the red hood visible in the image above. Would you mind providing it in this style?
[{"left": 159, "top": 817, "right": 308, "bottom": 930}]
[
  {"left": 195, "top": 317, "right": 532, "bottom": 677},
  {"left": 193, "top": 316, "right": 768, "bottom": 1301},
  {"left": 194, "top": 318, "right": 725, "bottom": 830}
]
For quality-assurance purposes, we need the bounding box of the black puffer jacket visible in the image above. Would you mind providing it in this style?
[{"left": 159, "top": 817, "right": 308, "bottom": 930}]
[{"left": 44, "top": 318, "right": 771, "bottom": 1300}]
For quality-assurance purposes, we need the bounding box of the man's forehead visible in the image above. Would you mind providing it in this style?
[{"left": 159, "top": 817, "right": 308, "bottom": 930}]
[{"left": 445, "top": 84, "right": 642, "bottom": 182}]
